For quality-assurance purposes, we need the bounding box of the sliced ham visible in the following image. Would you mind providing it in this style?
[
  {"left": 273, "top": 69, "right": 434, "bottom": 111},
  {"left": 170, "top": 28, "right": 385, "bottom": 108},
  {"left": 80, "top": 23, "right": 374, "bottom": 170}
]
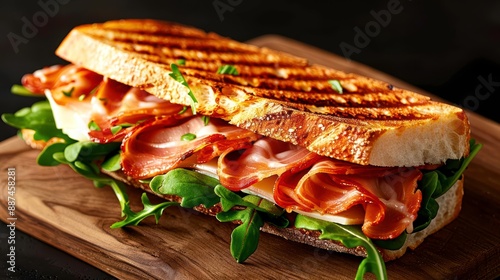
[
  {"left": 274, "top": 159, "right": 422, "bottom": 239},
  {"left": 121, "top": 116, "right": 259, "bottom": 179}
]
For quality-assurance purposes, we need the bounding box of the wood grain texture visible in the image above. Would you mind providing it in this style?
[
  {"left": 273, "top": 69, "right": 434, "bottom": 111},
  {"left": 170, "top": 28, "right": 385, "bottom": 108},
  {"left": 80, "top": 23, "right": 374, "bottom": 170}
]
[{"left": 1, "top": 36, "right": 499, "bottom": 280}]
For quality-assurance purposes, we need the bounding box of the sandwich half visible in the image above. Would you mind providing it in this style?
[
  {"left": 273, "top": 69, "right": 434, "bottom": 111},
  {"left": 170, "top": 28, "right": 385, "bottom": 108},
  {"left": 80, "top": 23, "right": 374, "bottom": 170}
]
[{"left": 3, "top": 19, "right": 481, "bottom": 279}]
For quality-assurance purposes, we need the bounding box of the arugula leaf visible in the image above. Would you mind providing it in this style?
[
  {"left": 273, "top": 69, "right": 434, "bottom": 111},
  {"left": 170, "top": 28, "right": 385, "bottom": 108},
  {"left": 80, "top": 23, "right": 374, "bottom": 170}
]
[
  {"left": 216, "top": 65, "right": 239, "bottom": 75},
  {"left": 37, "top": 142, "right": 69, "bottom": 166},
  {"left": 178, "top": 106, "right": 188, "bottom": 115},
  {"left": 413, "top": 139, "right": 482, "bottom": 232},
  {"left": 412, "top": 172, "right": 441, "bottom": 231},
  {"left": 88, "top": 120, "right": 101, "bottom": 131},
  {"left": 62, "top": 87, "right": 74, "bottom": 97},
  {"left": 169, "top": 63, "right": 198, "bottom": 114},
  {"left": 215, "top": 185, "right": 287, "bottom": 221},
  {"left": 435, "top": 139, "right": 482, "bottom": 196},
  {"left": 47, "top": 142, "right": 130, "bottom": 218},
  {"left": 150, "top": 168, "right": 220, "bottom": 208},
  {"left": 295, "top": 215, "right": 387, "bottom": 280},
  {"left": 63, "top": 141, "right": 120, "bottom": 162},
  {"left": 202, "top": 115, "right": 210, "bottom": 126},
  {"left": 101, "top": 153, "right": 122, "bottom": 172},
  {"left": 176, "top": 59, "right": 186, "bottom": 66},
  {"left": 11, "top": 84, "right": 41, "bottom": 97},
  {"left": 110, "top": 125, "right": 122, "bottom": 135},
  {"left": 109, "top": 123, "right": 135, "bottom": 135},
  {"left": 1, "top": 101, "right": 71, "bottom": 142},
  {"left": 92, "top": 178, "right": 129, "bottom": 217},
  {"left": 214, "top": 185, "right": 288, "bottom": 262},
  {"left": 181, "top": 132, "right": 197, "bottom": 141},
  {"left": 217, "top": 207, "right": 263, "bottom": 263},
  {"left": 328, "top": 80, "right": 343, "bottom": 94},
  {"left": 111, "top": 193, "right": 179, "bottom": 228},
  {"left": 372, "top": 231, "right": 407, "bottom": 250}
]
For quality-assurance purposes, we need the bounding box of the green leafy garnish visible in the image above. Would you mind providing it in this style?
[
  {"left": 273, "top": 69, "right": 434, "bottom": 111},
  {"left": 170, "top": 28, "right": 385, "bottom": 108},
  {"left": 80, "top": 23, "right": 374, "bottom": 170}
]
[
  {"left": 36, "top": 138, "right": 129, "bottom": 215},
  {"left": 62, "top": 87, "right": 75, "bottom": 97},
  {"left": 176, "top": 59, "right": 186, "bottom": 66},
  {"left": 37, "top": 142, "right": 68, "bottom": 166},
  {"left": 214, "top": 185, "right": 288, "bottom": 263},
  {"left": 202, "top": 115, "right": 210, "bottom": 126},
  {"left": 1, "top": 101, "right": 71, "bottom": 142},
  {"left": 63, "top": 141, "right": 120, "bottom": 162},
  {"left": 217, "top": 206, "right": 263, "bottom": 263},
  {"left": 295, "top": 215, "right": 387, "bottom": 280},
  {"left": 328, "top": 80, "right": 343, "bottom": 94},
  {"left": 181, "top": 132, "right": 197, "bottom": 141},
  {"left": 169, "top": 63, "right": 198, "bottom": 115},
  {"left": 216, "top": 65, "right": 239, "bottom": 75},
  {"left": 178, "top": 106, "right": 188, "bottom": 115},
  {"left": 88, "top": 120, "right": 101, "bottom": 131},
  {"left": 373, "top": 231, "right": 407, "bottom": 250},
  {"left": 11, "top": 84, "right": 40, "bottom": 97},
  {"left": 111, "top": 193, "right": 179, "bottom": 228},
  {"left": 110, "top": 125, "right": 122, "bottom": 135},
  {"left": 215, "top": 185, "right": 284, "bottom": 217},
  {"left": 78, "top": 94, "right": 86, "bottom": 101},
  {"left": 101, "top": 153, "right": 122, "bottom": 172},
  {"left": 110, "top": 123, "right": 134, "bottom": 135},
  {"left": 150, "top": 169, "right": 220, "bottom": 208},
  {"left": 413, "top": 139, "right": 482, "bottom": 232}
]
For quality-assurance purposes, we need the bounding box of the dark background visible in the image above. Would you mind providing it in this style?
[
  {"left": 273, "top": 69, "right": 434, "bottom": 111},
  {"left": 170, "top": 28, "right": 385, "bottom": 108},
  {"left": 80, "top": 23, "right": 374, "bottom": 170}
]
[{"left": 0, "top": 0, "right": 499, "bottom": 278}]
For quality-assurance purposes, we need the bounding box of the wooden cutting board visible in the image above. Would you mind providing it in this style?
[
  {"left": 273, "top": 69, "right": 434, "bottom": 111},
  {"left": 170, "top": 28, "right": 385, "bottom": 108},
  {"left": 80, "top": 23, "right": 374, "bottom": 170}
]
[{"left": 1, "top": 36, "right": 499, "bottom": 280}]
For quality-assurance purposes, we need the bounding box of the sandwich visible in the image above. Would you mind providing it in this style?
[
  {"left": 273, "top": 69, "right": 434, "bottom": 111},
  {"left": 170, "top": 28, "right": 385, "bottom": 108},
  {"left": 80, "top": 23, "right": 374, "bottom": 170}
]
[{"left": 2, "top": 19, "right": 481, "bottom": 279}]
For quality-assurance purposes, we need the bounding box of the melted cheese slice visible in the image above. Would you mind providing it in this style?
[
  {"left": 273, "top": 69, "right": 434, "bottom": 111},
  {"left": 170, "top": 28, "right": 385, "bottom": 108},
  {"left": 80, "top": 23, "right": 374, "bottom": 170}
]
[{"left": 46, "top": 89, "right": 91, "bottom": 141}]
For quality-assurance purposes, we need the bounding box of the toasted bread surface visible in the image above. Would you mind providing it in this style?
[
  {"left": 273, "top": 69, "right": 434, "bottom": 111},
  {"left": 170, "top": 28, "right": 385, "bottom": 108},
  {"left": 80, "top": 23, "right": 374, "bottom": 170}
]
[{"left": 55, "top": 19, "right": 470, "bottom": 167}]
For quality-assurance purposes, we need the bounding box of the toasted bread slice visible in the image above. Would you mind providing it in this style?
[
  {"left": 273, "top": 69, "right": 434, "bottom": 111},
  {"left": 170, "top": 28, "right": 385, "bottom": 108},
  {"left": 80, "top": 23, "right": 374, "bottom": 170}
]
[{"left": 55, "top": 19, "right": 470, "bottom": 167}]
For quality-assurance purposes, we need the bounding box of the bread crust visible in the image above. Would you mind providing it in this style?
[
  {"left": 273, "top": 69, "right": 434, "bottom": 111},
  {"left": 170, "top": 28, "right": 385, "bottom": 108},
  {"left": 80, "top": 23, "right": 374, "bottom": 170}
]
[{"left": 54, "top": 19, "right": 470, "bottom": 167}]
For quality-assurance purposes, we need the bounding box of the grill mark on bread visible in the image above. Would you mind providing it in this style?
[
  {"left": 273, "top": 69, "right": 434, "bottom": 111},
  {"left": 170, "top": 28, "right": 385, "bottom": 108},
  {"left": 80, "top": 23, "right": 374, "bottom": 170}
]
[
  {"left": 88, "top": 29, "right": 262, "bottom": 53},
  {"left": 84, "top": 30, "right": 433, "bottom": 114},
  {"left": 55, "top": 19, "right": 469, "bottom": 166},
  {"left": 100, "top": 19, "right": 211, "bottom": 38}
]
